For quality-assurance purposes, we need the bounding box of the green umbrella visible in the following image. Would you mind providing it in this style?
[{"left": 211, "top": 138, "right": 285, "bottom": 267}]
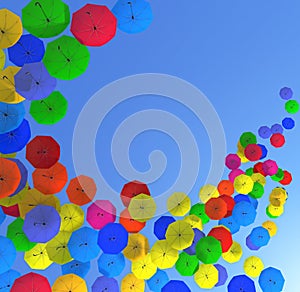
[
  {"left": 189, "top": 203, "right": 210, "bottom": 225},
  {"left": 22, "top": 0, "right": 70, "bottom": 38},
  {"left": 175, "top": 252, "right": 199, "bottom": 276},
  {"left": 249, "top": 182, "right": 264, "bottom": 199},
  {"left": 239, "top": 132, "right": 257, "bottom": 148},
  {"left": 43, "top": 35, "right": 90, "bottom": 80},
  {"left": 196, "top": 236, "right": 222, "bottom": 264},
  {"left": 6, "top": 217, "right": 36, "bottom": 251},
  {"left": 271, "top": 168, "right": 284, "bottom": 182},
  {"left": 245, "top": 167, "right": 254, "bottom": 176},
  {"left": 30, "top": 91, "right": 68, "bottom": 125},
  {"left": 285, "top": 100, "right": 299, "bottom": 114}
]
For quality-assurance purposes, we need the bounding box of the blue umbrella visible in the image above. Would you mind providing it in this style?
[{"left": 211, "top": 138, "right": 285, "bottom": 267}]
[
  {"left": 154, "top": 216, "right": 176, "bottom": 240},
  {"left": 162, "top": 280, "right": 191, "bottom": 292},
  {"left": 282, "top": 117, "right": 295, "bottom": 130},
  {"left": 8, "top": 34, "right": 45, "bottom": 67},
  {"left": 246, "top": 235, "right": 260, "bottom": 251},
  {"left": 0, "top": 102, "right": 25, "bottom": 134},
  {"left": 279, "top": 87, "right": 293, "bottom": 100},
  {"left": 249, "top": 226, "right": 270, "bottom": 248},
  {"left": 0, "top": 207, "right": 5, "bottom": 225},
  {"left": 14, "top": 62, "right": 56, "bottom": 100},
  {"left": 258, "top": 126, "right": 272, "bottom": 139},
  {"left": 0, "top": 119, "right": 31, "bottom": 154},
  {"left": 228, "top": 275, "right": 256, "bottom": 292},
  {"left": 0, "top": 269, "right": 20, "bottom": 292},
  {"left": 0, "top": 236, "right": 16, "bottom": 274},
  {"left": 259, "top": 267, "right": 285, "bottom": 292},
  {"left": 147, "top": 270, "right": 169, "bottom": 292},
  {"left": 112, "top": 0, "right": 153, "bottom": 34},
  {"left": 258, "top": 144, "right": 268, "bottom": 160},
  {"left": 68, "top": 227, "right": 100, "bottom": 262},
  {"left": 232, "top": 201, "right": 256, "bottom": 227},
  {"left": 183, "top": 228, "right": 205, "bottom": 255},
  {"left": 97, "top": 223, "right": 128, "bottom": 254},
  {"left": 271, "top": 123, "right": 284, "bottom": 134},
  {"left": 23, "top": 205, "right": 61, "bottom": 243},
  {"left": 214, "top": 264, "right": 228, "bottom": 287},
  {"left": 61, "top": 260, "right": 90, "bottom": 278},
  {"left": 7, "top": 158, "right": 28, "bottom": 196},
  {"left": 219, "top": 216, "right": 240, "bottom": 234},
  {"left": 97, "top": 253, "right": 125, "bottom": 278},
  {"left": 92, "top": 276, "right": 119, "bottom": 292}
]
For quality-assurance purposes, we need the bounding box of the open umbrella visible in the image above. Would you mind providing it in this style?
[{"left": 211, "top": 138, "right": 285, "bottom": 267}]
[
  {"left": 219, "top": 195, "right": 235, "bottom": 217},
  {"left": 228, "top": 169, "right": 245, "bottom": 182},
  {"left": 0, "top": 269, "right": 20, "bottom": 292},
  {"left": 22, "top": 0, "right": 70, "bottom": 38},
  {"left": 11, "top": 272, "right": 51, "bottom": 292},
  {"left": 60, "top": 203, "right": 84, "bottom": 232},
  {"left": 244, "top": 144, "right": 262, "bottom": 161},
  {"left": 183, "top": 214, "right": 203, "bottom": 230},
  {"left": 270, "top": 133, "right": 285, "bottom": 148},
  {"left": 282, "top": 117, "right": 295, "bottom": 130},
  {"left": 0, "top": 236, "right": 16, "bottom": 274},
  {"left": 52, "top": 274, "right": 87, "bottom": 292},
  {"left": 189, "top": 203, "right": 210, "bottom": 224},
  {"left": 92, "top": 276, "right": 119, "bottom": 292},
  {"left": 119, "top": 208, "right": 146, "bottom": 233},
  {"left": 120, "top": 180, "right": 150, "bottom": 207},
  {"left": 232, "top": 201, "right": 256, "bottom": 226},
  {"left": 0, "top": 207, "right": 5, "bottom": 225},
  {"left": 205, "top": 197, "right": 227, "bottom": 220},
  {"left": 269, "top": 187, "right": 287, "bottom": 207},
  {"left": 123, "top": 233, "right": 149, "bottom": 262},
  {"left": 214, "top": 264, "right": 228, "bottom": 287},
  {"left": 219, "top": 215, "right": 240, "bottom": 234},
  {"left": 154, "top": 216, "right": 176, "bottom": 240},
  {"left": 239, "top": 132, "right": 257, "bottom": 148},
  {"left": 24, "top": 243, "right": 53, "bottom": 270},
  {"left": 184, "top": 228, "right": 205, "bottom": 255},
  {"left": 0, "top": 49, "right": 5, "bottom": 70},
  {"left": 266, "top": 204, "right": 284, "bottom": 218},
  {"left": 175, "top": 252, "right": 199, "bottom": 276},
  {"left": 132, "top": 253, "right": 157, "bottom": 280},
  {"left": 234, "top": 174, "right": 254, "bottom": 195},
  {"left": 167, "top": 192, "right": 191, "bottom": 217},
  {"left": 162, "top": 280, "right": 191, "bottom": 292},
  {"left": 97, "top": 253, "right": 125, "bottom": 278},
  {"left": 228, "top": 275, "right": 255, "bottom": 292},
  {"left": 262, "top": 220, "right": 277, "bottom": 237},
  {"left": 1, "top": 204, "right": 20, "bottom": 218},
  {"left": 285, "top": 99, "right": 299, "bottom": 114},
  {"left": 207, "top": 226, "right": 232, "bottom": 252},
  {"left": 259, "top": 267, "right": 285, "bottom": 292},
  {"left": 279, "top": 170, "right": 292, "bottom": 185},
  {"left": 225, "top": 153, "right": 241, "bottom": 170},
  {"left": 262, "top": 159, "right": 278, "bottom": 176},
  {"left": 251, "top": 172, "right": 267, "bottom": 185},
  {"left": 248, "top": 182, "right": 264, "bottom": 199},
  {"left": 258, "top": 126, "right": 272, "bottom": 139},
  {"left": 62, "top": 260, "right": 90, "bottom": 278},
  {"left": 199, "top": 184, "right": 219, "bottom": 203},
  {"left": 222, "top": 241, "right": 243, "bottom": 263},
  {"left": 280, "top": 87, "right": 293, "bottom": 100},
  {"left": 121, "top": 273, "right": 145, "bottom": 292},
  {"left": 248, "top": 226, "right": 270, "bottom": 248},
  {"left": 43, "top": 35, "right": 90, "bottom": 80},
  {"left": 244, "top": 256, "right": 264, "bottom": 278},
  {"left": 246, "top": 234, "right": 260, "bottom": 251},
  {"left": 0, "top": 102, "right": 25, "bottom": 134},
  {"left": 147, "top": 270, "right": 169, "bottom": 292},
  {"left": 196, "top": 236, "right": 222, "bottom": 264},
  {"left": 271, "top": 168, "right": 285, "bottom": 182},
  {"left": 194, "top": 264, "right": 219, "bottom": 289},
  {"left": 217, "top": 179, "right": 234, "bottom": 196},
  {"left": 128, "top": 193, "right": 156, "bottom": 222}
]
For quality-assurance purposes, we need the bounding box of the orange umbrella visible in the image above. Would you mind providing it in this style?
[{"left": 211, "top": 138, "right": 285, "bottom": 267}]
[
  {"left": 119, "top": 208, "right": 146, "bottom": 233},
  {"left": 32, "top": 162, "right": 68, "bottom": 195},
  {"left": 66, "top": 175, "right": 97, "bottom": 206},
  {"left": 217, "top": 180, "right": 234, "bottom": 196},
  {"left": 0, "top": 157, "right": 21, "bottom": 199},
  {"left": 205, "top": 197, "right": 227, "bottom": 220}
]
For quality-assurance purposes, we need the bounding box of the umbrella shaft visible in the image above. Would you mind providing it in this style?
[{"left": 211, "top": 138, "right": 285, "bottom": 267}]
[
  {"left": 2, "top": 75, "right": 14, "bottom": 85},
  {"left": 35, "top": 2, "right": 50, "bottom": 22}
]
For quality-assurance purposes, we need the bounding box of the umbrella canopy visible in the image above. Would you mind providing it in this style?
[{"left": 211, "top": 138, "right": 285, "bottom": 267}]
[
  {"left": 175, "top": 252, "right": 199, "bottom": 276},
  {"left": 1, "top": 204, "right": 20, "bottom": 217},
  {"left": 132, "top": 253, "right": 157, "bottom": 280},
  {"left": 246, "top": 235, "right": 260, "bottom": 251},
  {"left": 147, "top": 270, "right": 169, "bottom": 292},
  {"left": 239, "top": 132, "right": 257, "bottom": 147},
  {"left": 244, "top": 144, "right": 263, "bottom": 161},
  {"left": 232, "top": 201, "right": 256, "bottom": 226},
  {"left": 270, "top": 133, "right": 285, "bottom": 148},
  {"left": 52, "top": 274, "right": 87, "bottom": 292},
  {"left": 120, "top": 180, "right": 150, "bottom": 207},
  {"left": 92, "top": 276, "right": 119, "bottom": 292},
  {"left": 22, "top": 0, "right": 70, "bottom": 38},
  {"left": 269, "top": 187, "right": 287, "bottom": 207},
  {"left": 24, "top": 243, "right": 53, "bottom": 270},
  {"left": 0, "top": 49, "right": 5, "bottom": 70},
  {"left": 199, "top": 184, "right": 219, "bottom": 203},
  {"left": 258, "top": 144, "right": 268, "bottom": 159},
  {"left": 248, "top": 226, "right": 270, "bottom": 248},
  {"left": 71, "top": 4, "right": 117, "bottom": 47},
  {"left": 205, "top": 197, "right": 228, "bottom": 220},
  {"left": 97, "top": 253, "right": 125, "bottom": 278},
  {"left": 217, "top": 179, "right": 234, "bottom": 196},
  {"left": 0, "top": 236, "right": 16, "bottom": 274},
  {"left": 184, "top": 228, "right": 205, "bottom": 255},
  {"left": 248, "top": 182, "right": 264, "bottom": 199},
  {"left": 234, "top": 174, "right": 254, "bottom": 195},
  {"left": 266, "top": 204, "right": 284, "bottom": 218},
  {"left": 244, "top": 256, "right": 264, "bottom": 278},
  {"left": 162, "top": 280, "right": 191, "bottom": 292},
  {"left": 251, "top": 172, "right": 267, "bottom": 186},
  {"left": 282, "top": 117, "right": 295, "bottom": 129},
  {"left": 8, "top": 34, "right": 45, "bottom": 67},
  {"left": 189, "top": 203, "right": 210, "bottom": 224},
  {"left": 228, "top": 275, "right": 256, "bottom": 292},
  {"left": 121, "top": 273, "right": 145, "bottom": 292},
  {"left": 11, "top": 272, "right": 51, "bottom": 292},
  {"left": 60, "top": 203, "right": 84, "bottom": 232},
  {"left": 154, "top": 216, "right": 176, "bottom": 240},
  {"left": 219, "top": 195, "right": 235, "bottom": 217},
  {"left": 214, "top": 264, "right": 228, "bottom": 287},
  {"left": 194, "top": 264, "right": 219, "bottom": 289},
  {"left": 30, "top": 91, "right": 68, "bottom": 125},
  {"left": 128, "top": 193, "right": 156, "bottom": 222},
  {"left": 196, "top": 236, "right": 222, "bottom": 264},
  {"left": 112, "top": 0, "right": 153, "bottom": 34},
  {"left": 0, "top": 183, "right": 26, "bottom": 208},
  {"left": 26, "top": 135, "right": 60, "bottom": 169},
  {"left": 167, "top": 192, "right": 191, "bottom": 216},
  {"left": 119, "top": 208, "right": 146, "bottom": 233},
  {"left": 0, "top": 207, "right": 5, "bottom": 225},
  {"left": 222, "top": 241, "right": 243, "bottom": 263},
  {"left": 285, "top": 99, "right": 299, "bottom": 114},
  {"left": 262, "top": 159, "right": 278, "bottom": 176},
  {"left": 258, "top": 126, "right": 272, "bottom": 139},
  {"left": 123, "top": 233, "right": 149, "bottom": 262},
  {"left": 228, "top": 169, "right": 245, "bottom": 183},
  {"left": 259, "top": 267, "right": 285, "bottom": 292},
  {"left": 280, "top": 87, "right": 293, "bottom": 100},
  {"left": 262, "top": 220, "right": 277, "bottom": 237},
  {"left": 279, "top": 170, "right": 292, "bottom": 185},
  {"left": 0, "top": 102, "right": 25, "bottom": 134},
  {"left": 0, "top": 269, "right": 20, "bottom": 292},
  {"left": 207, "top": 226, "right": 232, "bottom": 252},
  {"left": 62, "top": 260, "right": 90, "bottom": 278},
  {"left": 183, "top": 214, "right": 203, "bottom": 230},
  {"left": 43, "top": 35, "right": 90, "bottom": 80},
  {"left": 68, "top": 227, "right": 100, "bottom": 262},
  {"left": 225, "top": 153, "right": 241, "bottom": 170},
  {"left": 219, "top": 215, "right": 240, "bottom": 234}
]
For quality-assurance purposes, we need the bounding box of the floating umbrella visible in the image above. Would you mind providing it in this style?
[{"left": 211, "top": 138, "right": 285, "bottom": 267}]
[
  {"left": 71, "top": 4, "right": 117, "bottom": 47},
  {"left": 43, "top": 35, "right": 90, "bottom": 80},
  {"left": 217, "top": 179, "right": 234, "bottom": 196},
  {"left": 24, "top": 243, "right": 53, "bottom": 270},
  {"left": 266, "top": 204, "right": 284, "bottom": 218},
  {"left": 258, "top": 126, "right": 272, "bottom": 139},
  {"left": 11, "top": 272, "right": 51, "bottom": 292},
  {"left": 128, "top": 193, "right": 156, "bottom": 222},
  {"left": 262, "top": 220, "right": 277, "bottom": 237},
  {"left": 279, "top": 170, "right": 292, "bottom": 185},
  {"left": 183, "top": 214, "right": 203, "bottom": 230},
  {"left": 0, "top": 207, "right": 5, "bottom": 225},
  {"left": 258, "top": 144, "right": 268, "bottom": 159},
  {"left": 228, "top": 168, "right": 245, "bottom": 182},
  {"left": 6, "top": 159, "right": 27, "bottom": 197},
  {"left": 232, "top": 201, "right": 256, "bottom": 226},
  {"left": 167, "top": 192, "right": 191, "bottom": 217},
  {"left": 60, "top": 204, "right": 84, "bottom": 232},
  {"left": 285, "top": 99, "right": 299, "bottom": 114},
  {"left": 8, "top": 34, "right": 45, "bottom": 67},
  {"left": 0, "top": 269, "right": 20, "bottom": 292},
  {"left": 207, "top": 226, "right": 232, "bottom": 253},
  {"left": 175, "top": 252, "right": 199, "bottom": 276},
  {"left": 225, "top": 153, "right": 241, "bottom": 170},
  {"left": 97, "top": 253, "right": 125, "bottom": 278},
  {"left": 183, "top": 228, "right": 205, "bottom": 255},
  {"left": 1, "top": 204, "right": 20, "bottom": 217},
  {"left": 0, "top": 183, "right": 28, "bottom": 208},
  {"left": 244, "top": 144, "right": 262, "bottom": 161},
  {"left": 119, "top": 208, "right": 146, "bottom": 233},
  {"left": 244, "top": 256, "right": 264, "bottom": 278},
  {"left": 0, "top": 236, "right": 16, "bottom": 274},
  {"left": 132, "top": 253, "right": 157, "bottom": 280},
  {"left": 251, "top": 172, "right": 267, "bottom": 186},
  {"left": 0, "top": 49, "right": 5, "bottom": 70},
  {"left": 222, "top": 241, "right": 243, "bottom": 263},
  {"left": 62, "top": 260, "right": 90, "bottom": 278},
  {"left": 121, "top": 273, "right": 145, "bottom": 292},
  {"left": 234, "top": 194, "right": 258, "bottom": 209},
  {"left": 248, "top": 182, "right": 264, "bottom": 199},
  {"left": 239, "top": 132, "right": 257, "bottom": 147},
  {"left": 123, "top": 233, "right": 149, "bottom": 262},
  {"left": 52, "top": 274, "right": 87, "bottom": 292},
  {"left": 219, "top": 195, "right": 235, "bottom": 217},
  {"left": 120, "top": 180, "right": 150, "bottom": 207},
  {"left": 194, "top": 264, "right": 219, "bottom": 289},
  {"left": 214, "top": 264, "right": 228, "bottom": 287},
  {"left": 262, "top": 159, "right": 278, "bottom": 176},
  {"left": 259, "top": 267, "right": 285, "bottom": 292},
  {"left": 199, "top": 184, "right": 219, "bottom": 203},
  {"left": 196, "top": 236, "right": 222, "bottom": 264},
  {"left": 162, "top": 280, "right": 191, "bottom": 292},
  {"left": 147, "top": 270, "right": 169, "bottom": 292},
  {"left": 205, "top": 197, "right": 227, "bottom": 220},
  {"left": 234, "top": 174, "right": 254, "bottom": 195},
  {"left": 0, "top": 151, "right": 16, "bottom": 158},
  {"left": 270, "top": 133, "right": 285, "bottom": 148},
  {"left": 22, "top": 0, "right": 70, "bottom": 38},
  {"left": 227, "top": 275, "right": 256, "bottom": 292},
  {"left": 0, "top": 102, "right": 25, "bottom": 134},
  {"left": 112, "top": 0, "right": 153, "bottom": 34},
  {"left": 282, "top": 117, "right": 295, "bottom": 130},
  {"left": 271, "top": 123, "right": 284, "bottom": 134},
  {"left": 269, "top": 187, "right": 287, "bottom": 207},
  {"left": 189, "top": 203, "right": 210, "bottom": 224},
  {"left": 92, "top": 276, "right": 119, "bottom": 292},
  {"left": 246, "top": 234, "right": 260, "bottom": 251},
  {"left": 280, "top": 87, "right": 293, "bottom": 100},
  {"left": 248, "top": 226, "right": 270, "bottom": 248},
  {"left": 219, "top": 215, "right": 240, "bottom": 234},
  {"left": 154, "top": 216, "right": 176, "bottom": 240}
]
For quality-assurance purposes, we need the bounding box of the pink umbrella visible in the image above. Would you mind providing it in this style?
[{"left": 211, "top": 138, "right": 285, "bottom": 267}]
[
  {"left": 228, "top": 169, "right": 245, "bottom": 183},
  {"left": 262, "top": 160, "right": 278, "bottom": 176},
  {"left": 225, "top": 154, "right": 241, "bottom": 170},
  {"left": 87, "top": 200, "right": 116, "bottom": 230}
]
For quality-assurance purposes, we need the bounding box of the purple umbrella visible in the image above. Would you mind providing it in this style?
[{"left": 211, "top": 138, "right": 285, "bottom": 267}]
[
  {"left": 246, "top": 234, "right": 260, "bottom": 251},
  {"left": 271, "top": 123, "right": 284, "bottom": 134},
  {"left": 184, "top": 229, "right": 205, "bottom": 255},
  {"left": 7, "top": 158, "right": 28, "bottom": 196},
  {"left": 23, "top": 205, "right": 61, "bottom": 243},
  {"left": 225, "top": 154, "right": 241, "bottom": 170},
  {"left": 279, "top": 87, "right": 293, "bottom": 100},
  {"left": 92, "top": 276, "right": 119, "bottom": 292},
  {"left": 258, "top": 126, "right": 272, "bottom": 139},
  {"left": 214, "top": 264, "right": 228, "bottom": 287},
  {"left": 14, "top": 62, "right": 56, "bottom": 100}
]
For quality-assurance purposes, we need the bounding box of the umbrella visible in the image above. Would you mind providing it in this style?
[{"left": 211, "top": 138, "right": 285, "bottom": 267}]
[
  {"left": 167, "top": 192, "right": 191, "bottom": 217},
  {"left": 71, "top": 4, "right": 117, "bottom": 47},
  {"left": 22, "top": 0, "right": 70, "bottom": 38},
  {"left": 123, "top": 233, "right": 149, "bottom": 262},
  {"left": 52, "top": 274, "right": 87, "bottom": 292},
  {"left": 214, "top": 264, "right": 228, "bottom": 287},
  {"left": 128, "top": 193, "right": 156, "bottom": 222},
  {"left": 30, "top": 91, "right": 68, "bottom": 125},
  {"left": 0, "top": 102, "right": 25, "bottom": 134},
  {"left": 219, "top": 195, "right": 235, "bottom": 217},
  {"left": 219, "top": 215, "right": 240, "bottom": 234},
  {"left": 7, "top": 217, "right": 36, "bottom": 251},
  {"left": 194, "top": 264, "right": 219, "bottom": 289},
  {"left": 0, "top": 236, "right": 16, "bottom": 274},
  {"left": 207, "top": 226, "right": 232, "bottom": 252},
  {"left": 258, "top": 144, "right": 268, "bottom": 159},
  {"left": 162, "top": 280, "right": 191, "bottom": 292},
  {"left": 234, "top": 194, "right": 258, "bottom": 209},
  {"left": 217, "top": 179, "right": 234, "bottom": 196},
  {"left": 112, "top": 0, "right": 153, "bottom": 34},
  {"left": 175, "top": 252, "right": 199, "bottom": 276},
  {"left": 60, "top": 203, "right": 84, "bottom": 232},
  {"left": 251, "top": 172, "right": 267, "bottom": 186},
  {"left": 259, "top": 267, "right": 285, "bottom": 292},
  {"left": 0, "top": 152, "right": 16, "bottom": 158},
  {"left": 0, "top": 207, "right": 5, "bottom": 225},
  {"left": 92, "top": 276, "right": 119, "bottom": 292},
  {"left": 244, "top": 256, "right": 264, "bottom": 278},
  {"left": 43, "top": 35, "right": 90, "bottom": 80},
  {"left": 266, "top": 204, "right": 284, "bottom": 218},
  {"left": 270, "top": 133, "right": 285, "bottom": 148},
  {"left": 62, "top": 260, "right": 90, "bottom": 278},
  {"left": 285, "top": 99, "right": 299, "bottom": 114},
  {"left": 150, "top": 239, "right": 178, "bottom": 269},
  {"left": 262, "top": 220, "right": 277, "bottom": 237},
  {"left": 239, "top": 132, "right": 257, "bottom": 147},
  {"left": 120, "top": 180, "right": 150, "bottom": 207},
  {"left": 205, "top": 197, "right": 227, "bottom": 220},
  {"left": 262, "top": 159, "right": 278, "bottom": 176},
  {"left": 225, "top": 153, "right": 241, "bottom": 169},
  {"left": 154, "top": 216, "right": 176, "bottom": 240},
  {"left": 132, "top": 253, "right": 157, "bottom": 280},
  {"left": 0, "top": 269, "right": 20, "bottom": 292},
  {"left": 121, "top": 273, "right": 145, "bottom": 292},
  {"left": 6, "top": 159, "right": 27, "bottom": 197},
  {"left": 222, "top": 241, "right": 243, "bottom": 263},
  {"left": 183, "top": 214, "right": 203, "bottom": 230},
  {"left": 11, "top": 272, "right": 51, "bottom": 292},
  {"left": 8, "top": 34, "right": 45, "bottom": 67},
  {"left": 271, "top": 123, "right": 283, "bottom": 134},
  {"left": 232, "top": 201, "right": 256, "bottom": 226},
  {"left": 228, "top": 168, "right": 245, "bottom": 182},
  {"left": 0, "top": 157, "right": 21, "bottom": 199},
  {"left": 279, "top": 170, "right": 292, "bottom": 185},
  {"left": 258, "top": 126, "right": 272, "bottom": 139},
  {"left": 282, "top": 117, "right": 295, "bottom": 130},
  {"left": 199, "top": 184, "right": 219, "bottom": 203},
  {"left": 0, "top": 49, "right": 5, "bottom": 70},
  {"left": 248, "top": 226, "right": 270, "bottom": 248},
  {"left": 147, "top": 270, "right": 169, "bottom": 292},
  {"left": 233, "top": 174, "right": 254, "bottom": 194},
  {"left": 24, "top": 243, "right": 53, "bottom": 270},
  {"left": 227, "top": 275, "right": 255, "bottom": 292},
  {"left": 26, "top": 135, "right": 60, "bottom": 169},
  {"left": 66, "top": 175, "right": 97, "bottom": 206},
  {"left": 244, "top": 144, "right": 262, "bottom": 161},
  {"left": 32, "top": 161, "right": 68, "bottom": 194},
  {"left": 196, "top": 236, "right": 222, "bottom": 264},
  {"left": 1, "top": 204, "right": 20, "bottom": 217},
  {"left": 189, "top": 203, "right": 210, "bottom": 224},
  {"left": 68, "top": 227, "right": 100, "bottom": 262},
  {"left": 97, "top": 253, "right": 125, "bottom": 277},
  {"left": 248, "top": 182, "right": 264, "bottom": 199},
  {"left": 269, "top": 187, "right": 287, "bottom": 207},
  {"left": 119, "top": 208, "right": 146, "bottom": 233},
  {"left": 184, "top": 228, "right": 205, "bottom": 255},
  {"left": 0, "top": 9, "right": 22, "bottom": 49},
  {"left": 246, "top": 235, "right": 260, "bottom": 251},
  {"left": 0, "top": 119, "right": 31, "bottom": 154},
  {"left": 14, "top": 62, "right": 57, "bottom": 100},
  {"left": 165, "top": 220, "right": 194, "bottom": 250},
  {"left": 87, "top": 200, "right": 116, "bottom": 230},
  {"left": 280, "top": 87, "right": 293, "bottom": 100}
]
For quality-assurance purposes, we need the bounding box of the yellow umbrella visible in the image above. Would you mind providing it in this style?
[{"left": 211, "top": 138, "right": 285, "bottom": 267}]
[
  {"left": 0, "top": 9, "right": 22, "bottom": 49},
  {"left": 183, "top": 214, "right": 203, "bottom": 231},
  {"left": 59, "top": 203, "right": 84, "bottom": 232},
  {"left": 46, "top": 231, "right": 73, "bottom": 265},
  {"left": 199, "top": 184, "right": 219, "bottom": 204},
  {"left": 0, "top": 49, "right": 5, "bottom": 70},
  {"left": 237, "top": 140, "right": 245, "bottom": 152},
  {"left": 269, "top": 188, "right": 287, "bottom": 207},
  {"left": 0, "top": 152, "right": 16, "bottom": 158},
  {"left": 262, "top": 220, "right": 277, "bottom": 237},
  {"left": 121, "top": 273, "right": 145, "bottom": 292},
  {"left": 267, "top": 204, "right": 284, "bottom": 217},
  {"left": 52, "top": 274, "right": 88, "bottom": 292},
  {"left": 237, "top": 150, "right": 249, "bottom": 163},
  {"left": 167, "top": 192, "right": 191, "bottom": 217},
  {"left": 0, "top": 66, "right": 25, "bottom": 103},
  {"left": 194, "top": 264, "right": 219, "bottom": 289},
  {"left": 222, "top": 241, "right": 242, "bottom": 263},
  {"left": 128, "top": 194, "right": 156, "bottom": 223},
  {"left": 150, "top": 239, "right": 178, "bottom": 269},
  {"left": 123, "top": 233, "right": 149, "bottom": 262},
  {"left": 251, "top": 173, "right": 267, "bottom": 186},
  {"left": 243, "top": 256, "right": 264, "bottom": 278},
  {"left": 24, "top": 243, "right": 53, "bottom": 270},
  {"left": 0, "top": 183, "right": 28, "bottom": 207},
  {"left": 131, "top": 253, "right": 157, "bottom": 280},
  {"left": 233, "top": 174, "right": 254, "bottom": 195},
  {"left": 165, "top": 220, "right": 194, "bottom": 250}
]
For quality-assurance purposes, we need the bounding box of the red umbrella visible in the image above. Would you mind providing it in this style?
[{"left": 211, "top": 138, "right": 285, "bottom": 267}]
[
  {"left": 244, "top": 144, "right": 262, "bottom": 161},
  {"left": 280, "top": 170, "right": 292, "bottom": 185},
  {"left": 253, "top": 162, "right": 267, "bottom": 176},
  {"left": 11, "top": 272, "right": 51, "bottom": 292},
  {"left": 120, "top": 180, "right": 150, "bottom": 207},
  {"left": 1, "top": 204, "right": 20, "bottom": 217},
  {"left": 208, "top": 226, "right": 233, "bottom": 252},
  {"left": 217, "top": 180, "right": 234, "bottom": 196},
  {"left": 270, "top": 133, "right": 285, "bottom": 148},
  {"left": 119, "top": 208, "right": 146, "bottom": 233},
  {"left": 71, "top": 4, "right": 117, "bottom": 47},
  {"left": 26, "top": 136, "right": 60, "bottom": 169},
  {"left": 205, "top": 197, "right": 227, "bottom": 220},
  {"left": 219, "top": 195, "right": 235, "bottom": 217}
]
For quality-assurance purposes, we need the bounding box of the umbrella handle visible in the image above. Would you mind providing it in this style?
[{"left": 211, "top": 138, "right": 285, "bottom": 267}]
[
  {"left": 127, "top": 2, "right": 135, "bottom": 19},
  {"left": 35, "top": 2, "right": 50, "bottom": 23}
]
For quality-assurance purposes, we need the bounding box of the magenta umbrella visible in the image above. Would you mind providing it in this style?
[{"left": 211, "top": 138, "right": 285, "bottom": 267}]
[
  {"left": 225, "top": 154, "right": 241, "bottom": 170},
  {"left": 228, "top": 169, "right": 245, "bottom": 183},
  {"left": 262, "top": 159, "right": 278, "bottom": 176}
]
